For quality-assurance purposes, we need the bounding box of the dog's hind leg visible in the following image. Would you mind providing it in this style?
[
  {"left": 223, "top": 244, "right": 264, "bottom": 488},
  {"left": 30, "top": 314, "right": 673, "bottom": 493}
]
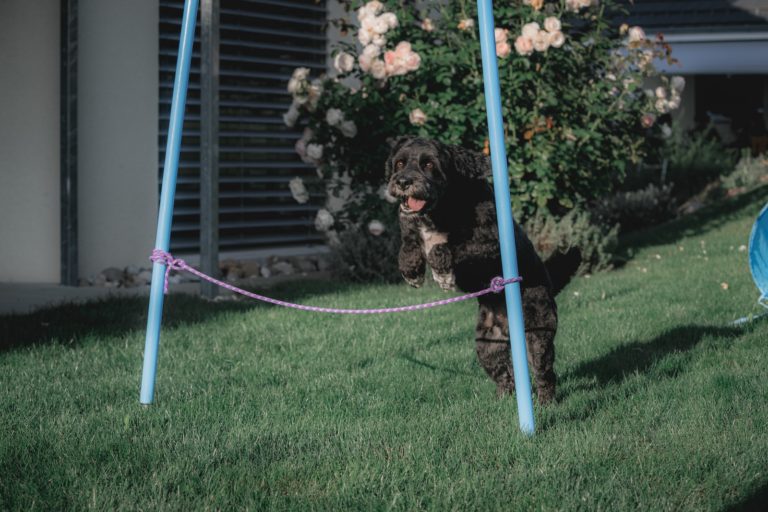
[
  {"left": 475, "top": 296, "right": 515, "bottom": 396},
  {"left": 475, "top": 339, "right": 515, "bottom": 397},
  {"left": 521, "top": 286, "right": 558, "bottom": 404},
  {"left": 475, "top": 293, "right": 557, "bottom": 403},
  {"left": 525, "top": 329, "right": 556, "bottom": 404}
]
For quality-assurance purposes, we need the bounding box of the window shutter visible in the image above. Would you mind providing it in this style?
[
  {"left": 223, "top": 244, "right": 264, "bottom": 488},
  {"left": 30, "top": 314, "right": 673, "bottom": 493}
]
[{"left": 159, "top": 0, "right": 327, "bottom": 252}]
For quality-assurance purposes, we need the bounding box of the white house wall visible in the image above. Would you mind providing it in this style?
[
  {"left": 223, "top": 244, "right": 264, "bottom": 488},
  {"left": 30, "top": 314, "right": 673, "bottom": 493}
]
[
  {"left": 78, "top": 0, "right": 159, "bottom": 279},
  {"left": 0, "top": 0, "right": 61, "bottom": 283}
]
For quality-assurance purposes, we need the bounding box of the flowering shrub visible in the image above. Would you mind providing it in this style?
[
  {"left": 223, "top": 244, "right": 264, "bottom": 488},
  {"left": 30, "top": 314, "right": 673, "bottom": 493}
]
[{"left": 284, "top": 0, "right": 684, "bottom": 276}]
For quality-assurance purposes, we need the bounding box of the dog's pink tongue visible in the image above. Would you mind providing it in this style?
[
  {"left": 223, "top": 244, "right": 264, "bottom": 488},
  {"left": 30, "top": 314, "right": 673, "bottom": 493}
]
[{"left": 407, "top": 197, "right": 426, "bottom": 212}]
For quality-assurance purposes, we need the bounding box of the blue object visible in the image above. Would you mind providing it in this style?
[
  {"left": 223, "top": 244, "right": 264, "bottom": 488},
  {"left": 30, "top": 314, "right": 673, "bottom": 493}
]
[
  {"left": 749, "top": 202, "right": 768, "bottom": 308},
  {"left": 140, "top": 0, "right": 199, "bottom": 405},
  {"left": 476, "top": 0, "right": 536, "bottom": 435}
]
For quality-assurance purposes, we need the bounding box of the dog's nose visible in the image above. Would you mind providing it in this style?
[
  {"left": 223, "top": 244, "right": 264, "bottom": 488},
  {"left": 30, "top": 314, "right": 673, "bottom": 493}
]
[{"left": 396, "top": 177, "right": 412, "bottom": 188}]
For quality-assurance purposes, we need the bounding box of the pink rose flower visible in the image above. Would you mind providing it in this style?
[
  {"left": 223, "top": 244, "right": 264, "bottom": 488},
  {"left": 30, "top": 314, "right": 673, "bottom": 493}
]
[
  {"left": 641, "top": 113, "right": 656, "bottom": 128},
  {"left": 514, "top": 35, "right": 534, "bottom": 56},
  {"left": 549, "top": 31, "right": 565, "bottom": 48},
  {"left": 544, "top": 17, "right": 561, "bottom": 33},
  {"left": 521, "top": 22, "right": 540, "bottom": 40},
  {"left": 496, "top": 41, "right": 512, "bottom": 58},
  {"left": 494, "top": 28, "right": 509, "bottom": 44},
  {"left": 383, "top": 41, "right": 421, "bottom": 77},
  {"left": 457, "top": 18, "right": 474, "bottom": 31}
]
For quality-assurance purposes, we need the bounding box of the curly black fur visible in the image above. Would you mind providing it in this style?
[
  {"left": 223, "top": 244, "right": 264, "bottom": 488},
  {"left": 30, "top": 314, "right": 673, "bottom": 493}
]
[{"left": 386, "top": 137, "right": 557, "bottom": 403}]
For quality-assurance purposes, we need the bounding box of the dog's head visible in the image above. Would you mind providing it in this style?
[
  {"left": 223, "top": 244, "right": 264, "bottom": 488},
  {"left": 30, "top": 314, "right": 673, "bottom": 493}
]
[{"left": 385, "top": 137, "right": 490, "bottom": 215}]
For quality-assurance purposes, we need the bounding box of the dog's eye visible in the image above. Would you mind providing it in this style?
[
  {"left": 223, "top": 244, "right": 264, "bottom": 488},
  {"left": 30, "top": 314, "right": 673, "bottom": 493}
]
[
  {"left": 396, "top": 160, "right": 405, "bottom": 169},
  {"left": 424, "top": 161, "right": 434, "bottom": 171}
]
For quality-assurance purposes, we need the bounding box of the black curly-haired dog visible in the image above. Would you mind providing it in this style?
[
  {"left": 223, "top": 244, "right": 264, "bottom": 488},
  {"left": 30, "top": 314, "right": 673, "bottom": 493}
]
[{"left": 386, "top": 137, "right": 560, "bottom": 403}]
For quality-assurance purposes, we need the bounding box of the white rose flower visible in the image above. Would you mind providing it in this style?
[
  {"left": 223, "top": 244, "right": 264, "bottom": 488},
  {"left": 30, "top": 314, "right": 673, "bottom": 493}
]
[
  {"left": 671, "top": 75, "right": 686, "bottom": 92},
  {"left": 306, "top": 79, "right": 323, "bottom": 111},
  {"left": 533, "top": 31, "right": 550, "bottom": 52},
  {"left": 358, "top": 26, "right": 374, "bottom": 46},
  {"left": 357, "top": 5, "right": 373, "bottom": 21},
  {"left": 359, "top": 44, "right": 380, "bottom": 72},
  {"left": 357, "top": 1, "right": 383, "bottom": 22},
  {"left": 368, "top": 220, "right": 385, "bottom": 236},
  {"left": 340, "top": 120, "right": 357, "bottom": 138},
  {"left": 667, "top": 96, "right": 681, "bottom": 110},
  {"left": 655, "top": 98, "right": 669, "bottom": 114},
  {"left": 365, "top": 1, "right": 383, "bottom": 15},
  {"left": 287, "top": 78, "right": 301, "bottom": 96},
  {"left": 565, "top": 0, "right": 583, "bottom": 12},
  {"left": 381, "top": 12, "right": 398, "bottom": 29},
  {"left": 295, "top": 128, "right": 313, "bottom": 163},
  {"left": 287, "top": 67, "right": 310, "bottom": 94},
  {"left": 333, "top": 52, "right": 355, "bottom": 74},
  {"left": 372, "top": 16, "right": 389, "bottom": 34},
  {"left": 638, "top": 49, "right": 654, "bottom": 70},
  {"left": 370, "top": 59, "right": 387, "bottom": 80},
  {"left": 306, "top": 143, "right": 323, "bottom": 162},
  {"left": 628, "top": 26, "right": 645, "bottom": 43},
  {"left": 409, "top": 108, "right": 427, "bottom": 126},
  {"left": 314, "top": 209, "right": 334, "bottom": 232},
  {"left": 282, "top": 101, "right": 300, "bottom": 127},
  {"left": 372, "top": 34, "right": 387, "bottom": 47},
  {"left": 289, "top": 177, "right": 309, "bottom": 204},
  {"left": 548, "top": 30, "right": 565, "bottom": 48},
  {"left": 421, "top": 18, "right": 434, "bottom": 32},
  {"left": 326, "top": 108, "right": 344, "bottom": 126},
  {"left": 655, "top": 86, "right": 667, "bottom": 99},
  {"left": 544, "top": 17, "right": 561, "bottom": 33},
  {"left": 362, "top": 44, "right": 381, "bottom": 59},
  {"left": 522, "top": 22, "right": 540, "bottom": 40}
]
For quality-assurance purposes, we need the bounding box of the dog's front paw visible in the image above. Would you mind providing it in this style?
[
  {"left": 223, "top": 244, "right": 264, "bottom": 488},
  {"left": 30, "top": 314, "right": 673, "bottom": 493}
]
[
  {"left": 431, "top": 269, "right": 456, "bottom": 291},
  {"left": 403, "top": 273, "right": 425, "bottom": 288}
]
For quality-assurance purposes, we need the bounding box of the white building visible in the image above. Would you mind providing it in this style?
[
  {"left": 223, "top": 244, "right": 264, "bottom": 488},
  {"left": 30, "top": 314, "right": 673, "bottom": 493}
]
[
  {"left": 0, "top": 0, "right": 331, "bottom": 284},
  {"left": 1, "top": 0, "right": 767, "bottom": 285}
]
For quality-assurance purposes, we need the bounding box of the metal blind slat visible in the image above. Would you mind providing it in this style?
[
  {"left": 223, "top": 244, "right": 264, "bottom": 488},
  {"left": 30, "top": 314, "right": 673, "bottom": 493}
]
[{"left": 159, "top": 0, "right": 326, "bottom": 253}]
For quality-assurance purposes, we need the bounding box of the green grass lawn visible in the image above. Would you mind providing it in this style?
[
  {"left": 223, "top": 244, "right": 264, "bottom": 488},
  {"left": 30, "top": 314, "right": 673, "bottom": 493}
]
[{"left": 2, "top": 188, "right": 768, "bottom": 511}]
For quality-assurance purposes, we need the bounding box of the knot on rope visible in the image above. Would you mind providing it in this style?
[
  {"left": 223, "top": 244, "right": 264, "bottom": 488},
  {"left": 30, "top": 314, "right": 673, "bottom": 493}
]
[
  {"left": 150, "top": 249, "right": 188, "bottom": 294},
  {"left": 491, "top": 276, "right": 521, "bottom": 293}
]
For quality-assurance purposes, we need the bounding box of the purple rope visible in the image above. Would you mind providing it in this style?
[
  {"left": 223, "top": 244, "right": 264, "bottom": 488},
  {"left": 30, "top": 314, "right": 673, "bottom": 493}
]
[{"left": 150, "top": 249, "right": 521, "bottom": 315}]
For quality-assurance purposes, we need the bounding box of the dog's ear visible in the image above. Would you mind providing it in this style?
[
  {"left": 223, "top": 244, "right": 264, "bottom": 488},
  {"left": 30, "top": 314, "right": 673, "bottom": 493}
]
[
  {"left": 384, "top": 136, "right": 412, "bottom": 178},
  {"left": 440, "top": 143, "right": 491, "bottom": 181}
]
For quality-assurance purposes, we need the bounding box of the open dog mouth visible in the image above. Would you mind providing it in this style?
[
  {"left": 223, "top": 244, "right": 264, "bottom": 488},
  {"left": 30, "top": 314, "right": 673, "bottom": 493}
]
[{"left": 405, "top": 196, "right": 427, "bottom": 212}]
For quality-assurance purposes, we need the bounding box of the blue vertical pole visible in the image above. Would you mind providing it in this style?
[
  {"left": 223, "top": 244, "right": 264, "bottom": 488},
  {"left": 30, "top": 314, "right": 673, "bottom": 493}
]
[
  {"left": 476, "top": 0, "right": 535, "bottom": 435},
  {"left": 140, "top": 0, "right": 199, "bottom": 405}
]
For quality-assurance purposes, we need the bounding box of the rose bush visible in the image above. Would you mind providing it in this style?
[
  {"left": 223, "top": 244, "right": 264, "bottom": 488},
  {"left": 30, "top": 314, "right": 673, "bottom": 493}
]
[{"left": 285, "top": 0, "right": 683, "bottom": 279}]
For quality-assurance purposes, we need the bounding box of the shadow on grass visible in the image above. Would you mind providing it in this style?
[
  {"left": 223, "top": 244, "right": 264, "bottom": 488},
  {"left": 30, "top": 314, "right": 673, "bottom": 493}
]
[
  {"left": 725, "top": 482, "right": 768, "bottom": 512},
  {"left": 539, "top": 323, "right": 752, "bottom": 430},
  {"left": 0, "top": 278, "right": 378, "bottom": 353},
  {"left": 566, "top": 324, "right": 745, "bottom": 389},
  {"left": 617, "top": 185, "right": 768, "bottom": 258},
  {"left": 399, "top": 352, "right": 477, "bottom": 377}
]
